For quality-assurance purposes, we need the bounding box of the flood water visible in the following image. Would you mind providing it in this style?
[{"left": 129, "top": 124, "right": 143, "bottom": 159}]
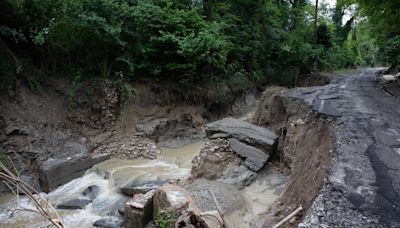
[{"left": 0, "top": 140, "right": 286, "bottom": 228}]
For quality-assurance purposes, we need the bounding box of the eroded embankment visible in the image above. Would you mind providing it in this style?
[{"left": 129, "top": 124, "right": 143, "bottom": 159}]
[
  {"left": 0, "top": 77, "right": 260, "bottom": 193},
  {"left": 253, "top": 87, "right": 335, "bottom": 227}
]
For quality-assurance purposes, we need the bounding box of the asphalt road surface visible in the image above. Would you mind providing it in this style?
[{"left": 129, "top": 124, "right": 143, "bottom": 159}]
[{"left": 292, "top": 68, "right": 400, "bottom": 227}]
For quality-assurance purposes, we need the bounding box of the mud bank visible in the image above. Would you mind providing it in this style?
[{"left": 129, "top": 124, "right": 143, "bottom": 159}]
[
  {"left": 253, "top": 86, "right": 334, "bottom": 227},
  {"left": 0, "top": 77, "right": 260, "bottom": 194}
]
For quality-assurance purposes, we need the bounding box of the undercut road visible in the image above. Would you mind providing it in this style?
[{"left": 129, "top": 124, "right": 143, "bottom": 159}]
[{"left": 289, "top": 68, "right": 400, "bottom": 227}]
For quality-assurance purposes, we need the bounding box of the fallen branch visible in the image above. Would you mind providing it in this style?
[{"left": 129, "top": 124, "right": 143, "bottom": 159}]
[
  {"left": 208, "top": 188, "right": 231, "bottom": 228},
  {"left": 0, "top": 157, "right": 64, "bottom": 228},
  {"left": 272, "top": 207, "right": 303, "bottom": 228}
]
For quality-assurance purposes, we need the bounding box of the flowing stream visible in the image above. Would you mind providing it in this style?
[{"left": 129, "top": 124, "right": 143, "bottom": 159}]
[{"left": 0, "top": 141, "right": 286, "bottom": 228}]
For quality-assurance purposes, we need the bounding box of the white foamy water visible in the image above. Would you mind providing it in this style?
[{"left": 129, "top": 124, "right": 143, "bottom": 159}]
[{"left": 0, "top": 141, "right": 204, "bottom": 228}]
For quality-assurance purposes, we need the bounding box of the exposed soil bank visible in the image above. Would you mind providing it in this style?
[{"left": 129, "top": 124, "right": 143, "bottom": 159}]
[
  {"left": 0, "top": 77, "right": 260, "bottom": 193},
  {"left": 253, "top": 86, "right": 334, "bottom": 227}
]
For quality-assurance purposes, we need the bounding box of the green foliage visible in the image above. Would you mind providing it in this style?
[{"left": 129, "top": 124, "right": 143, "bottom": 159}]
[
  {"left": 115, "top": 72, "right": 136, "bottom": 109},
  {"left": 155, "top": 213, "right": 173, "bottom": 228},
  {"left": 66, "top": 73, "right": 82, "bottom": 108},
  {"left": 381, "top": 36, "right": 400, "bottom": 71},
  {"left": 355, "top": 0, "right": 400, "bottom": 69},
  {"left": 0, "top": 0, "right": 387, "bottom": 89}
]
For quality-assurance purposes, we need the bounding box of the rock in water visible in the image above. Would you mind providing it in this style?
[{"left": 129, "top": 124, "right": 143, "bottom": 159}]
[
  {"left": 56, "top": 198, "right": 92, "bottom": 209},
  {"left": 82, "top": 185, "right": 100, "bottom": 200},
  {"left": 93, "top": 217, "right": 123, "bottom": 228},
  {"left": 205, "top": 117, "right": 277, "bottom": 153},
  {"left": 120, "top": 180, "right": 169, "bottom": 196},
  {"left": 220, "top": 165, "right": 257, "bottom": 189},
  {"left": 18, "top": 175, "right": 41, "bottom": 194},
  {"left": 228, "top": 138, "right": 269, "bottom": 172}
]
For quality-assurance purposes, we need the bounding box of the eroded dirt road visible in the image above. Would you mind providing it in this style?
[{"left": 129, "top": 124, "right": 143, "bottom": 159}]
[{"left": 287, "top": 68, "right": 400, "bottom": 227}]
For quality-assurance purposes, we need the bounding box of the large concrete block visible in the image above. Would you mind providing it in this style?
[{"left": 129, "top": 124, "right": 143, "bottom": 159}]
[{"left": 38, "top": 153, "right": 110, "bottom": 192}]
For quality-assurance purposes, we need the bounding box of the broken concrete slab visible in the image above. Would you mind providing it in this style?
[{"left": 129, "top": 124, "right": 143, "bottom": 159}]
[
  {"left": 312, "top": 99, "right": 342, "bottom": 117},
  {"left": 56, "top": 198, "right": 92, "bottom": 209},
  {"left": 205, "top": 117, "right": 278, "bottom": 151},
  {"left": 228, "top": 138, "right": 269, "bottom": 172},
  {"left": 39, "top": 153, "right": 111, "bottom": 192}
]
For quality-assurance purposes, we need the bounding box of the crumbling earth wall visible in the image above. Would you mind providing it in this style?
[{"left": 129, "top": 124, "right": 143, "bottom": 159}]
[{"left": 253, "top": 87, "right": 334, "bottom": 227}]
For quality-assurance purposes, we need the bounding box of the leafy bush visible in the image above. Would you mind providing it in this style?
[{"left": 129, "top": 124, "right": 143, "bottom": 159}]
[
  {"left": 381, "top": 36, "right": 400, "bottom": 71},
  {"left": 155, "top": 213, "right": 173, "bottom": 228}
]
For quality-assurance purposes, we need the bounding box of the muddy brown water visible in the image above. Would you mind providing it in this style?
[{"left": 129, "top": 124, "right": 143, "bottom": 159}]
[{"left": 0, "top": 141, "right": 285, "bottom": 228}]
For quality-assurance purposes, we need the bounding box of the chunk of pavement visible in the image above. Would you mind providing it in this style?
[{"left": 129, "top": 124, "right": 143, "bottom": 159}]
[
  {"left": 153, "top": 184, "right": 200, "bottom": 218},
  {"left": 228, "top": 138, "right": 269, "bottom": 172},
  {"left": 312, "top": 99, "right": 341, "bottom": 117},
  {"left": 93, "top": 216, "right": 123, "bottom": 228},
  {"left": 124, "top": 190, "right": 155, "bottom": 228},
  {"left": 205, "top": 117, "right": 278, "bottom": 151},
  {"left": 208, "top": 133, "right": 230, "bottom": 139},
  {"left": 219, "top": 165, "right": 257, "bottom": 189},
  {"left": 56, "top": 198, "right": 92, "bottom": 209},
  {"left": 121, "top": 180, "right": 169, "bottom": 196},
  {"left": 39, "top": 153, "right": 111, "bottom": 192},
  {"left": 18, "top": 175, "right": 41, "bottom": 194},
  {"left": 82, "top": 185, "right": 100, "bottom": 200}
]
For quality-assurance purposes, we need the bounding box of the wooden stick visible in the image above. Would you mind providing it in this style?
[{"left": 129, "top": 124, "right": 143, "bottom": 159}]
[
  {"left": 208, "top": 188, "right": 231, "bottom": 228},
  {"left": 272, "top": 207, "right": 303, "bottom": 228}
]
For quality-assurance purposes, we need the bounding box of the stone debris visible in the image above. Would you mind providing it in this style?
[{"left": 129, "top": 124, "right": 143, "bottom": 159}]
[{"left": 93, "top": 133, "right": 160, "bottom": 160}]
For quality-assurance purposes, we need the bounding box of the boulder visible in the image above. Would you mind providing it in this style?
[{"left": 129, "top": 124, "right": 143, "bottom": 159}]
[
  {"left": 121, "top": 180, "right": 169, "bottom": 197},
  {"left": 205, "top": 117, "right": 277, "bottom": 152},
  {"left": 124, "top": 190, "right": 155, "bottom": 228},
  {"left": 220, "top": 165, "right": 257, "bottom": 189},
  {"left": 228, "top": 138, "right": 269, "bottom": 172},
  {"left": 93, "top": 217, "right": 123, "bottom": 228},
  {"left": 82, "top": 185, "right": 100, "bottom": 200},
  {"left": 56, "top": 198, "right": 92, "bottom": 209},
  {"left": 382, "top": 74, "right": 397, "bottom": 82},
  {"left": 135, "top": 118, "right": 175, "bottom": 138},
  {"left": 153, "top": 184, "right": 200, "bottom": 218},
  {"left": 38, "top": 153, "right": 111, "bottom": 192},
  {"left": 18, "top": 175, "right": 41, "bottom": 194}
]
